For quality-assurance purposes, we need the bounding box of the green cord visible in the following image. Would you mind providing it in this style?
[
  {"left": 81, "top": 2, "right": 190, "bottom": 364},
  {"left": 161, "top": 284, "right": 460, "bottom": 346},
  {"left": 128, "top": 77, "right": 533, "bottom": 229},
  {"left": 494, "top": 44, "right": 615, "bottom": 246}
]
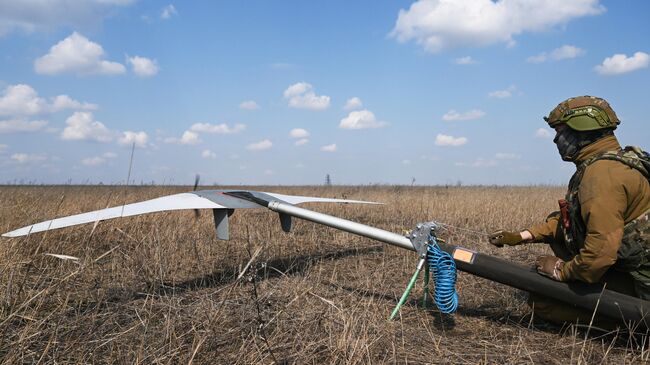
[
  {"left": 422, "top": 263, "right": 430, "bottom": 308},
  {"left": 389, "top": 258, "right": 426, "bottom": 321}
]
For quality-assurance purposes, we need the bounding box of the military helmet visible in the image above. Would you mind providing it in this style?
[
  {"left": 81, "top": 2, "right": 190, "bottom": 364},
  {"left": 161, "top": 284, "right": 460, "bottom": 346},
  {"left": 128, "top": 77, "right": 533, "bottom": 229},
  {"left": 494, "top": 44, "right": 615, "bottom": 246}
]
[{"left": 544, "top": 96, "right": 620, "bottom": 131}]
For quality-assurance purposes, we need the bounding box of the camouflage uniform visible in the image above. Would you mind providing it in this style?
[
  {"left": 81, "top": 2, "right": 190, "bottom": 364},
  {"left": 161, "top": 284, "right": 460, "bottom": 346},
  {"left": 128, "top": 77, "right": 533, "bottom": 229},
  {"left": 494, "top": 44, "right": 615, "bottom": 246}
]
[{"left": 525, "top": 97, "right": 650, "bottom": 324}]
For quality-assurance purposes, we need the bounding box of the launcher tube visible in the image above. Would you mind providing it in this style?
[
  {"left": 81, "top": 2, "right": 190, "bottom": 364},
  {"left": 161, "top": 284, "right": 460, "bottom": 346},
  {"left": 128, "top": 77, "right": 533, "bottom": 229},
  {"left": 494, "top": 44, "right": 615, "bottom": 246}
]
[
  {"left": 268, "top": 201, "right": 415, "bottom": 251},
  {"left": 268, "top": 201, "right": 650, "bottom": 324}
]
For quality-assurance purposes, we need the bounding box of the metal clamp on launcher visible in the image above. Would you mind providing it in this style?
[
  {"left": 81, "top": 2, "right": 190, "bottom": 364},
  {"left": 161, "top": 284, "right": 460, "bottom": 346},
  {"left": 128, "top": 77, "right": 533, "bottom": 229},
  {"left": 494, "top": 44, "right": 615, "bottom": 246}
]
[{"left": 389, "top": 222, "right": 459, "bottom": 320}]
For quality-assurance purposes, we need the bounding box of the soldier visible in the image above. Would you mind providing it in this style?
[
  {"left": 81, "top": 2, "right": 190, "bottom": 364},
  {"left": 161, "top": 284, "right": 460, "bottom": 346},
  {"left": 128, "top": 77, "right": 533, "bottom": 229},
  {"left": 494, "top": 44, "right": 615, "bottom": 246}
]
[{"left": 489, "top": 96, "right": 650, "bottom": 325}]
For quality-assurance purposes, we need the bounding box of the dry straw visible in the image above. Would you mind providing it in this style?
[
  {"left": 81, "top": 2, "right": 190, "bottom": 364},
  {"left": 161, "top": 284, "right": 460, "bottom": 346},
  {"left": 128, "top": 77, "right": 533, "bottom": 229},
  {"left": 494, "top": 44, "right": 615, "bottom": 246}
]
[{"left": 0, "top": 185, "right": 648, "bottom": 363}]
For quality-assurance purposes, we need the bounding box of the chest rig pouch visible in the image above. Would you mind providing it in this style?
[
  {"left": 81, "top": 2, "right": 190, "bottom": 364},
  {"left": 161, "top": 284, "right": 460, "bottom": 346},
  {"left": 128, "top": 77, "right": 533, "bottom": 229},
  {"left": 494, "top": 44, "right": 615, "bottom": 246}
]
[{"left": 559, "top": 146, "right": 650, "bottom": 272}]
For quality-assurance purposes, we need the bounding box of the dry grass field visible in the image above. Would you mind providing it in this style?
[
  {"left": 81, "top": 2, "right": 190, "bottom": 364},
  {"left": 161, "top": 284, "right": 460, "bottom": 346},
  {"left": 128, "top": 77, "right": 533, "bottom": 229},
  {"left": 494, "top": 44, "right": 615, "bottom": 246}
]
[{"left": 0, "top": 185, "right": 649, "bottom": 364}]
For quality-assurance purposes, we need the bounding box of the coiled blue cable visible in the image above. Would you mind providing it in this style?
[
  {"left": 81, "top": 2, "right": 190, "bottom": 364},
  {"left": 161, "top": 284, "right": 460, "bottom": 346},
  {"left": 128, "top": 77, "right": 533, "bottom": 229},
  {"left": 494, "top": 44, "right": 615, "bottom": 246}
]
[{"left": 426, "top": 236, "right": 459, "bottom": 313}]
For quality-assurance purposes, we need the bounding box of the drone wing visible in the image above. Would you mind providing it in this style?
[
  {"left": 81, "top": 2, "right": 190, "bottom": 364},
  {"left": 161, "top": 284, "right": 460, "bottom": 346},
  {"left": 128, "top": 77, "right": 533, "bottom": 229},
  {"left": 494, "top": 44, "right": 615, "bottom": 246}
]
[
  {"left": 2, "top": 193, "right": 223, "bottom": 238},
  {"left": 261, "top": 192, "right": 375, "bottom": 205},
  {"left": 2, "top": 190, "right": 379, "bottom": 239}
]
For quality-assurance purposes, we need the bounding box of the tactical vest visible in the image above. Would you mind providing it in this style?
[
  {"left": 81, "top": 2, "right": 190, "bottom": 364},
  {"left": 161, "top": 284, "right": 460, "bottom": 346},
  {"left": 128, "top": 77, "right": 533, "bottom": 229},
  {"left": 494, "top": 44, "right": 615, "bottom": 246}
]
[{"left": 559, "top": 146, "right": 650, "bottom": 272}]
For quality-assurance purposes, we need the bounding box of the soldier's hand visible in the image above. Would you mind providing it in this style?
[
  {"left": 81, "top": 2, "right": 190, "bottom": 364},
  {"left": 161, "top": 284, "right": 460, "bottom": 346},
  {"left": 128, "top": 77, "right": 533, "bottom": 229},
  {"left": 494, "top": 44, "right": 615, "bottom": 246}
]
[
  {"left": 488, "top": 230, "right": 524, "bottom": 247},
  {"left": 535, "top": 255, "right": 565, "bottom": 281}
]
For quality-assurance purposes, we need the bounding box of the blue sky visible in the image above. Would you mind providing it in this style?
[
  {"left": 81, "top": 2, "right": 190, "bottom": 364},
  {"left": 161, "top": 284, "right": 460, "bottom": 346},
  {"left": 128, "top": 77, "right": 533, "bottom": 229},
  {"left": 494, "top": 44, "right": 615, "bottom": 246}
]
[{"left": 0, "top": 0, "right": 648, "bottom": 185}]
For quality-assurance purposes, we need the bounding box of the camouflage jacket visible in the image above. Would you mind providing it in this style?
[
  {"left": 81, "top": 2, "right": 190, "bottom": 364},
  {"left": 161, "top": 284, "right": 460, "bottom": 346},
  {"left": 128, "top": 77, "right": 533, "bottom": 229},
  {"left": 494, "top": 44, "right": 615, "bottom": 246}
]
[{"left": 527, "top": 136, "right": 650, "bottom": 283}]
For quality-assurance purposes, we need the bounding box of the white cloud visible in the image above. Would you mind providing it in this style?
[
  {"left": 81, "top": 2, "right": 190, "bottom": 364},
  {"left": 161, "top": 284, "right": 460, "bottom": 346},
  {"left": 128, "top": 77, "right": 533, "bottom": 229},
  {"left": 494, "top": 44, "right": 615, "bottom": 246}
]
[
  {"left": 81, "top": 152, "right": 116, "bottom": 166},
  {"left": 0, "top": 119, "right": 49, "bottom": 133},
  {"left": 295, "top": 138, "right": 309, "bottom": 146},
  {"left": 202, "top": 149, "right": 217, "bottom": 159},
  {"left": 488, "top": 85, "right": 517, "bottom": 99},
  {"left": 0, "top": 84, "right": 97, "bottom": 136},
  {"left": 0, "top": 84, "right": 97, "bottom": 117},
  {"left": 594, "top": 52, "right": 650, "bottom": 76},
  {"left": 0, "top": 144, "right": 7, "bottom": 152},
  {"left": 34, "top": 32, "right": 126, "bottom": 76},
  {"left": 442, "top": 109, "right": 485, "bottom": 121},
  {"left": 11, "top": 153, "right": 47, "bottom": 164},
  {"left": 61, "top": 112, "right": 113, "bottom": 142},
  {"left": 391, "top": 0, "right": 604, "bottom": 53},
  {"left": 339, "top": 110, "right": 386, "bottom": 129},
  {"left": 161, "top": 4, "right": 178, "bottom": 19},
  {"left": 0, "top": 84, "right": 47, "bottom": 116},
  {"left": 495, "top": 152, "right": 520, "bottom": 160},
  {"left": 455, "top": 56, "right": 477, "bottom": 65},
  {"left": 321, "top": 144, "right": 337, "bottom": 152},
  {"left": 247, "top": 139, "right": 272, "bottom": 151},
  {"left": 190, "top": 123, "right": 245, "bottom": 134},
  {"left": 552, "top": 44, "right": 585, "bottom": 59},
  {"left": 344, "top": 97, "right": 363, "bottom": 110},
  {"left": 535, "top": 128, "right": 552, "bottom": 138},
  {"left": 163, "top": 130, "right": 203, "bottom": 145},
  {"left": 402, "top": 159, "right": 412, "bottom": 165},
  {"left": 527, "top": 45, "right": 585, "bottom": 63},
  {"left": 118, "top": 131, "right": 149, "bottom": 147},
  {"left": 283, "top": 82, "right": 310, "bottom": 97},
  {"left": 526, "top": 54, "right": 547, "bottom": 64},
  {"left": 239, "top": 100, "right": 259, "bottom": 110},
  {"left": 289, "top": 128, "right": 310, "bottom": 138},
  {"left": 283, "top": 82, "right": 330, "bottom": 110},
  {"left": 455, "top": 158, "right": 497, "bottom": 167},
  {"left": 51, "top": 95, "right": 97, "bottom": 112},
  {"left": 435, "top": 134, "right": 467, "bottom": 147},
  {"left": 0, "top": 1, "right": 136, "bottom": 36},
  {"left": 177, "top": 131, "right": 201, "bottom": 145},
  {"left": 127, "top": 56, "right": 159, "bottom": 77},
  {"left": 81, "top": 156, "right": 106, "bottom": 166}
]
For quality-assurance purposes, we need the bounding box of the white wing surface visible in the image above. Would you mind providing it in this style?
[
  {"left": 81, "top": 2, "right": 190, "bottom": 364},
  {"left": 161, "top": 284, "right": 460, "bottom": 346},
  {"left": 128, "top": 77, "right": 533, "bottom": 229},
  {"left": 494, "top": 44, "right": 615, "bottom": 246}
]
[
  {"left": 2, "top": 190, "right": 382, "bottom": 238},
  {"left": 2, "top": 193, "right": 224, "bottom": 238},
  {"left": 263, "top": 192, "right": 382, "bottom": 205}
]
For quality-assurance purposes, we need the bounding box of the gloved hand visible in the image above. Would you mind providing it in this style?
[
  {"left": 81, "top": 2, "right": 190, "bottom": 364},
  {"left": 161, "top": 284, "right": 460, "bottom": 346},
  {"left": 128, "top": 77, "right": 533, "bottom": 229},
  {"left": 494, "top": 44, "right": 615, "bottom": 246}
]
[
  {"left": 535, "top": 255, "right": 565, "bottom": 281},
  {"left": 488, "top": 230, "right": 524, "bottom": 247}
]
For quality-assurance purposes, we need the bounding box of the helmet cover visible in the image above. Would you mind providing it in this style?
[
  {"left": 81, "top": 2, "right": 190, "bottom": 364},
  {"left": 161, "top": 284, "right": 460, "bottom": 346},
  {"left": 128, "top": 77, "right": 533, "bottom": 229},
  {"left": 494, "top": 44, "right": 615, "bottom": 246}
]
[{"left": 544, "top": 96, "right": 620, "bottom": 131}]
